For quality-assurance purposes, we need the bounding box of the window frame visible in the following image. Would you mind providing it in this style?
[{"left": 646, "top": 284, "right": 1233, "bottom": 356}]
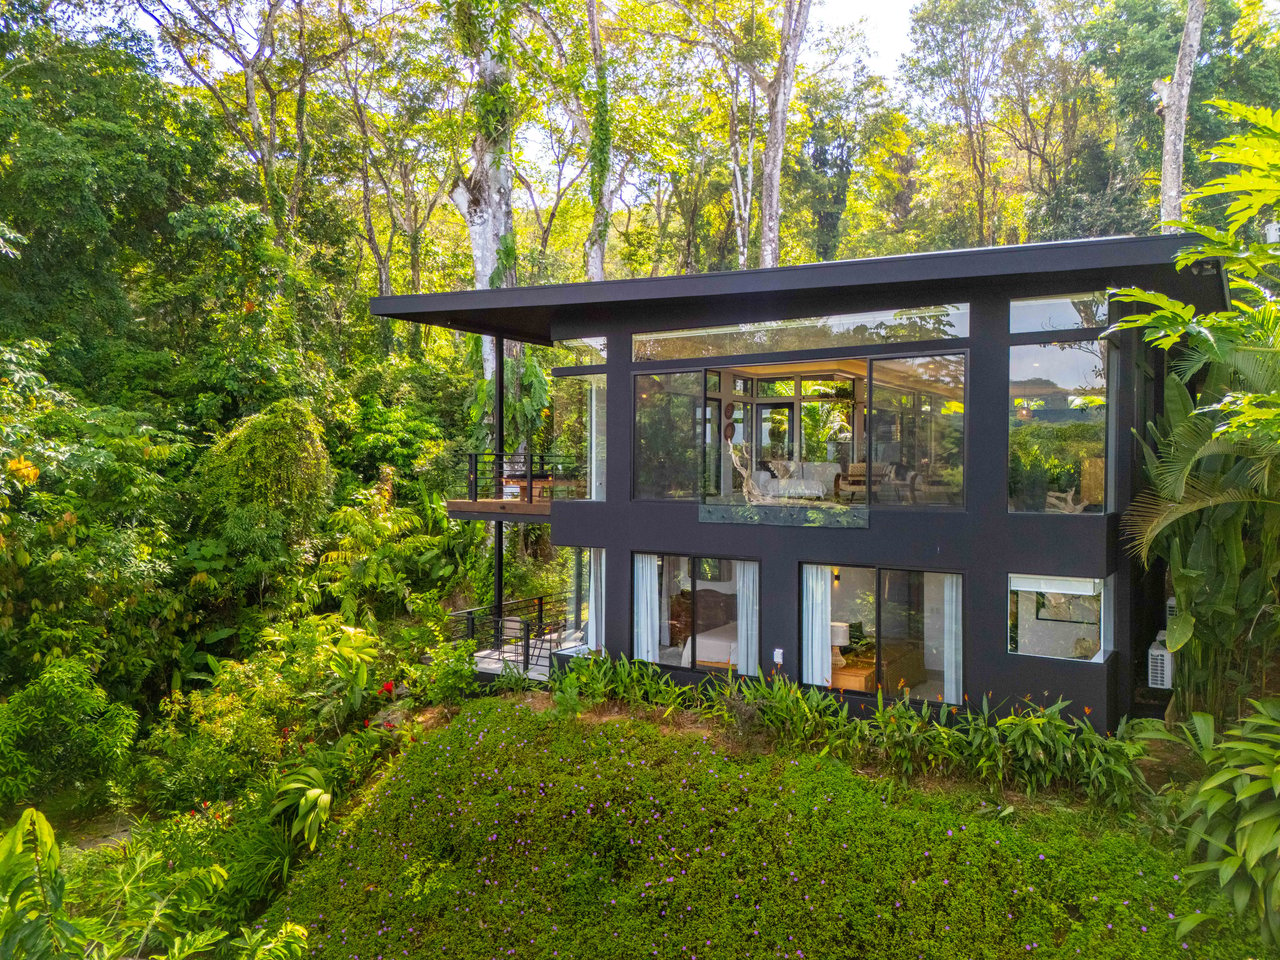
[
  {"left": 798, "top": 560, "right": 966, "bottom": 703},
  {"left": 631, "top": 551, "right": 760, "bottom": 673},
  {"left": 1006, "top": 572, "right": 1110, "bottom": 663}
]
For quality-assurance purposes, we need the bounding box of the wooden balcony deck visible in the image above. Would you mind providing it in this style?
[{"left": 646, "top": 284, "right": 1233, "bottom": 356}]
[{"left": 445, "top": 497, "right": 552, "bottom": 519}]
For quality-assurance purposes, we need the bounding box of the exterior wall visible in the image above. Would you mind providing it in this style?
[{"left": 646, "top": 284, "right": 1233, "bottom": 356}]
[{"left": 548, "top": 263, "right": 1225, "bottom": 731}]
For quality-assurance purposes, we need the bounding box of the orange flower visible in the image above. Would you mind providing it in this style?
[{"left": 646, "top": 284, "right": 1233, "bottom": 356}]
[{"left": 1083, "top": 706, "right": 1092, "bottom": 715}]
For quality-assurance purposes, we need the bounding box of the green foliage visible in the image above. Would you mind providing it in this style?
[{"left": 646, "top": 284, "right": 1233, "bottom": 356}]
[
  {"left": 1110, "top": 102, "right": 1280, "bottom": 718},
  {"left": 122, "top": 615, "right": 389, "bottom": 811},
  {"left": 311, "top": 477, "right": 483, "bottom": 630},
  {"left": 408, "top": 634, "right": 480, "bottom": 706},
  {"left": 0, "top": 658, "right": 137, "bottom": 808},
  {"left": 1149, "top": 700, "right": 1280, "bottom": 945},
  {"left": 197, "top": 399, "right": 335, "bottom": 546},
  {"left": 3, "top": 805, "right": 312, "bottom": 960},
  {"left": 0, "top": 339, "right": 191, "bottom": 701},
  {"left": 270, "top": 767, "right": 333, "bottom": 851},
  {"left": 546, "top": 657, "right": 1148, "bottom": 811},
  {"left": 0, "top": 809, "right": 83, "bottom": 960},
  {"left": 268, "top": 698, "right": 1266, "bottom": 958}
]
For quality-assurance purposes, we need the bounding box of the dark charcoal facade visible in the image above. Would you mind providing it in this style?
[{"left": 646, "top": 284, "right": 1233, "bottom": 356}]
[{"left": 373, "top": 235, "right": 1228, "bottom": 730}]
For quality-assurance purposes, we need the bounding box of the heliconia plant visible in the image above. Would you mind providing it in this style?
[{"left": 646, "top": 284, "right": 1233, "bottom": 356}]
[{"left": 1153, "top": 700, "right": 1280, "bottom": 945}]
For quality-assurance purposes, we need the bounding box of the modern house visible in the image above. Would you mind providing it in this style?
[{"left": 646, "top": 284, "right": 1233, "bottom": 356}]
[{"left": 372, "top": 235, "right": 1228, "bottom": 730}]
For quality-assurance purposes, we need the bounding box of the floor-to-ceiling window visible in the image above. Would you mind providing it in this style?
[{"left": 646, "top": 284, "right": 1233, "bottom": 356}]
[
  {"left": 553, "top": 374, "right": 607, "bottom": 500},
  {"left": 633, "top": 554, "right": 760, "bottom": 673},
  {"left": 633, "top": 372, "right": 705, "bottom": 499},
  {"left": 563, "top": 547, "right": 606, "bottom": 652},
  {"left": 801, "top": 564, "right": 963, "bottom": 702},
  {"left": 1008, "top": 293, "right": 1109, "bottom": 513}
]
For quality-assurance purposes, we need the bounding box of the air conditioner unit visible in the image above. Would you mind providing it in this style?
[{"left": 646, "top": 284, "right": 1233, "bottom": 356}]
[
  {"left": 1165, "top": 596, "right": 1177, "bottom": 626},
  {"left": 1148, "top": 632, "right": 1174, "bottom": 690}
]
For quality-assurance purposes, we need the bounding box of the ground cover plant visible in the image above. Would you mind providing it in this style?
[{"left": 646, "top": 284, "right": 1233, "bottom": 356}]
[
  {"left": 549, "top": 654, "right": 1148, "bottom": 811},
  {"left": 269, "top": 697, "right": 1270, "bottom": 960}
]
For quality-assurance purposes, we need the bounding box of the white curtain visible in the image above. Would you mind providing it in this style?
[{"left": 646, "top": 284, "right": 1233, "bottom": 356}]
[
  {"left": 633, "top": 554, "right": 660, "bottom": 662},
  {"left": 801, "top": 565, "right": 832, "bottom": 686},
  {"left": 585, "top": 549, "right": 606, "bottom": 653},
  {"left": 735, "top": 561, "right": 760, "bottom": 677},
  {"left": 943, "top": 573, "right": 963, "bottom": 704}
]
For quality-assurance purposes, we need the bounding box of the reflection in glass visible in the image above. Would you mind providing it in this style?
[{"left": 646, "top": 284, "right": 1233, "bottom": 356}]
[
  {"left": 552, "top": 374, "right": 606, "bottom": 500},
  {"left": 634, "top": 372, "right": 705, "bottom": 499},
  {"left": 868, "top": 355, "right": 965, "bottom": 506},
  {"left": 633, "top": 554, "right": 759, "bottom": 673},
  {"left": 1008, "top": 343, "right": 1107, "bottom": 513},
  {"left": 1010, "top": 293, "right": 1108, "bottom": 334},
  {"left": 1008, "top": 575, "right": 1105, "bottom": 661},
  {"left": 633, "top": 304, "right": 970, "bottom": 361},
  {"left": 757, "top": 404, "right": 794, "bottom": 464},
  {"left": 554, "top": 336, "right": 608, "bottom": 364},
  {"left": 801, "top": 565, "right": 962, "bottom": 702}
]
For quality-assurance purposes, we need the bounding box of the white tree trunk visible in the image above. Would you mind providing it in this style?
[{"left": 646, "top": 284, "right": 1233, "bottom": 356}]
[
  {"left": 758, "top": 0, "right": 811, "bottom": 269},
  {"left": 1160, "top": 0, "right": 1207, "bottom": 231}
]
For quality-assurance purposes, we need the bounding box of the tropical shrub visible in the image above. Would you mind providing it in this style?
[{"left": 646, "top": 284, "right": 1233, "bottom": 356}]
[
  {"left": 545, "top": 656, "right": 1149, "bottom": 811},
  {"left": 5, "top": 806, "right": 310, "bottom": 960},
  {"left": 408, "top": 635, "right": 479, "bottom": 706},
  {"left": 0, "top": 658, "right": 137, "bottom": 808},
  {"left": 1149, "top": 700, "right": 1280, "bottom": 944},
  {"left": 122, "top": 616, "right": 391, "bottom": 810},
  {"left": 0, "top": 808, "right": 81, "bottom": 959},
  {"left": 1110, "top": 102, "right": 1280, "bottom": 718},
  {"left": 309, "top": 475, "right": 484, "bottom": 631},
  {"left": 196, "top": 398, "right": 334, "bottom": 545},
  {"left": 0, "top": 339, "right": 190, "bottom": 701}
]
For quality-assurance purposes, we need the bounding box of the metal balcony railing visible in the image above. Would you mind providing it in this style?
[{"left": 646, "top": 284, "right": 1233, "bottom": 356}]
[
  {"left": 453, "top": 452, "right": 584, "bottom": 504},
  {"left": 443, "top": 595, "right": 579, "bottom": 676}
]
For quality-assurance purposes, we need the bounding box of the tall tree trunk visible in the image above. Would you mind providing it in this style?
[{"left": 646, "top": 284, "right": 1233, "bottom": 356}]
[
  {"left": 1159, "top": 0, "right": 1207, "bottom": 231},
  {"left": 758, "top": 0, "right": 811, "bottom": 269},
  {"left": 726, "top": 63, "right": 756, "bottom": 271},
  {"left": 583, "top": 0, "right": 614, "bottom": 281}
]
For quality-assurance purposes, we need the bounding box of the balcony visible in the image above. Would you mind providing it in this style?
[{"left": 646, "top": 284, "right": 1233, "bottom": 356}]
[
  {"left": 445, "top": 452, "right": 584, "bottom": 520},
  {"left": 444, "top": 595, "right": 586, "bottom": 680}
]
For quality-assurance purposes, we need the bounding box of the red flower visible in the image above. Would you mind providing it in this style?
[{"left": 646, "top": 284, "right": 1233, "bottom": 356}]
[
  {"left": 363, "top": 719, "right": 369, "bottom": 728},
  {"left": 383, "top": 721, "right": 394, "bottom": 729},
  {"left": 380, "top": 681, "right": 395, "bottom": 696}
]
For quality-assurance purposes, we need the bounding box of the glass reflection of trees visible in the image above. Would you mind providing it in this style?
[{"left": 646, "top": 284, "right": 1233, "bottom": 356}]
[
  {"left": 1008, "top": 341, "right": 1106, "bottom": 513},
  {"left": 634, "top": 372, "right": 704, "bottom": 499},
  {"left": 632, "top": 305, "right": 969, "bottom": 362}
]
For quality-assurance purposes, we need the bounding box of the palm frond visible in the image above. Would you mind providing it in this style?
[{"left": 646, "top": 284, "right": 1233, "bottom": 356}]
[{"left": 1123, "top": 481, "right": 1280, "bottom": 565}]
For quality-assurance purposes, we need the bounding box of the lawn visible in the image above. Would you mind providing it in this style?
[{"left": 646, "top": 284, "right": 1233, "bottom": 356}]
[{"left": 268, "top": 697, "right": 1266, "bottom": 960}]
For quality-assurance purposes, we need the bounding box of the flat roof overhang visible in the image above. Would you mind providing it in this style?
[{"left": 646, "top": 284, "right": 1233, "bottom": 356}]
[{"left": 369, "top": 233, "right": 1213, "bottom": 346}]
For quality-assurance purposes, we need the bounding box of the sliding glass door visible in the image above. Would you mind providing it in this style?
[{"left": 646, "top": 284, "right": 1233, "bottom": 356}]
[
  {"left": 801, "top": 563, "right": 963, "bottom": 703},
  {"left": 633, "top": 554, "right": 760, "bottom": 674}
]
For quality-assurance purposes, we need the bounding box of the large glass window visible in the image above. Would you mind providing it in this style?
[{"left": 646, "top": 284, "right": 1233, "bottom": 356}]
[
  {"left": 869, "top": 355, "right": 965, "bottom": 506},
  {"left": 700, "top": 362, "right": 865, "bottom": 527},
  {"left": 633, "top": 371, "right": 705, "bottom": 499},
  {"left": 633, "top": 554, "right": 759, "bottom": 673},
  {"left": 553, "top": 374, "right": 606, "bottom": 500},
  {"left": 554, "top": 336, "right": 607, "bottom": 364},
  {"left": 1010, "top": 293, "right": 1108, "bottom": 334},
  {"left": 562, "top": 547, "right": 606, "bottom": 652},
  {"left": 801, "top": 564, "right": 962, "bottom": 702},
  {"left": 1009, "top": 342, "right": 1107, "bottom": 513},
  {"left": 633, "top": 304, "right": 970, "bottom": 362},
  {"left": 1008, "top": 574, "right": 1107, "bottom": 662}
]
